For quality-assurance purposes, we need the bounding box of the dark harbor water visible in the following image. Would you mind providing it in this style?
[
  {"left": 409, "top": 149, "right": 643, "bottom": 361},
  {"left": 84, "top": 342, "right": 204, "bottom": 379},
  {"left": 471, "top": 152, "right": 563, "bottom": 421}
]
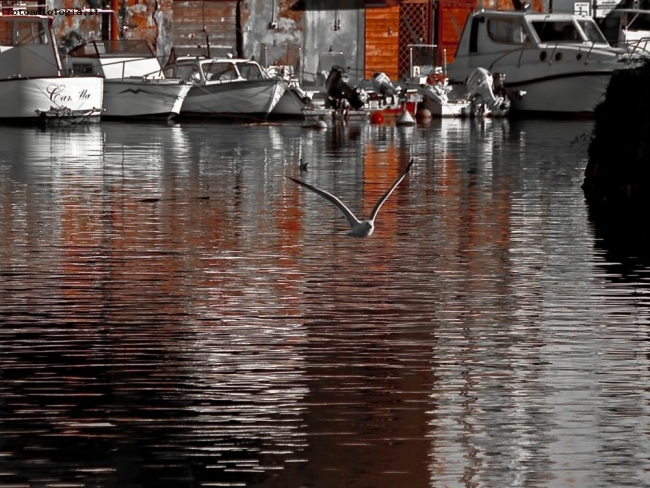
[{"left": 0, "top": 118, "right": 649, "bottom": 488}]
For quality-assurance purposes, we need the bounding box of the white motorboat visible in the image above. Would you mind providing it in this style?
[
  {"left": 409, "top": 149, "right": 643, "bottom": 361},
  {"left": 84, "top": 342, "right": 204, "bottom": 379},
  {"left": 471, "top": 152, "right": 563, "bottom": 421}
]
[
  {"left": 408, "top": 68, "right": 518, "bottom": 118},
  {"left": 272, "top": 85, "right": 313, "bottom": 117},
  {"left": 0, "top": 15, "right": 103, "bottom": 124},
  {"left": 164, "top": 57, "right": 287, "bottom": 119},
  {"left": 447, "top": 9, "right": 647, "bottom": 115},
  {"left": 414, "top": 79, "right": 472, "bottom": 117},
  {"left": 269, "top": 78, "right": 318, "bottom": 118},
  {"left": 65, "top": 40, "right": 190, "bottom": 120}
]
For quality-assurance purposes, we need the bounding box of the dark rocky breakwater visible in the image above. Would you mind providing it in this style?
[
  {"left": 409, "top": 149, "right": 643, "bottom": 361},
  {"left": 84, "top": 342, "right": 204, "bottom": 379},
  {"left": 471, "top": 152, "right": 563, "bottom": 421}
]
[
  {"left": 583, "top": 61, "right": 650, "bottom": 255},
  {"left": 583, "top": 61, "right": 650, "bottom": 209}
]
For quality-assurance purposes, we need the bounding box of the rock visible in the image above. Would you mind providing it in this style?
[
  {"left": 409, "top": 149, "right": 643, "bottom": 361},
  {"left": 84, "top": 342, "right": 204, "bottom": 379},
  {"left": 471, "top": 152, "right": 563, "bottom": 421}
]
[{"left": 583, "top": 62, "right": 650, "bottom": 213}]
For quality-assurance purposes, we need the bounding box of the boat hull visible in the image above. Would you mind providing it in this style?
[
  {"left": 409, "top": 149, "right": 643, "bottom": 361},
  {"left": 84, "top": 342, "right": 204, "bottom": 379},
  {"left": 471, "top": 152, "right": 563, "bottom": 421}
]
[
  {"left": 415, "top": 84, "right": 471, "bottom": 117},
  {"left": 450, "top": 62, "right": 617, "bottom": 114},
  {"left": 504, "top": 71, "right": 613, "bottom": 114},
  {"left": 271, "top": 88, "right": 310, "bottom": 118},
  {"left": 0, "top": 77, "right": 104, "bottom": 121},
  {"left": 445, "top": 10, "right": 638, "bottom": 115},
  {"left": 420, "top": 96, "right": 471, "bottom": 117},
  {"left": 181, "top": 79, "right": 286, "bottom": 118},
  {"left": 303, "top": 107, "right": 370, "bottom": 123},
  {"left": 448, "top": 53, "right": 618, "bottom": 114},
  {"left": 102, "top": 80, "right": 191, "bottom": 119},
  {"left": 368, "top": 100, "right": 419, "bottom": 117}
]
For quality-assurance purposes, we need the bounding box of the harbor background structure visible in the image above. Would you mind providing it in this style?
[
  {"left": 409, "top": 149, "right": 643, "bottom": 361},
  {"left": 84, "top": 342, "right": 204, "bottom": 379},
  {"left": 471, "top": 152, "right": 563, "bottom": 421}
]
[{"left": 7, "top": 0, "right": 567, "bottom": 83}]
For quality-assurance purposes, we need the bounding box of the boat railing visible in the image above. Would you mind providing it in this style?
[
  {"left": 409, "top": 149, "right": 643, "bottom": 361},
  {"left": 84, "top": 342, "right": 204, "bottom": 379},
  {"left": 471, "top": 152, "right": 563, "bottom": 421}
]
[
  {"left": 544, "top": 41, "right": 600, "bottom": 65},
  {"left": 66, "top": 40, "right": 170, "bottom": 80},
  {"left": 260, "top": 43, "right": 302, "bottom": 82},
  {"left": 68, "top": 40, "right": 155, "bottom": 58},
  {"left": 488, "top": 40, "right": 607, "bottom": 71},
  {"left": 548, "top": 42, "right": 560, "bottom": 64},
  {"left": 517, "top": 46, "right": 526, "bottom": 68},
  {"left": 408, "top": 44, "right": 437, "bottom": 77},
  {"left": 84, "top": 58, "right": 165, "bottom": 80},
  {"left": 626, "top": 37, "right": 650, "bottom": 56},
  {"left": 584, "top": 41, "right": 597, "bottom": 64},
  {"left": 487, "top": 45, "right": 531, "bottom": 71},
  {"left": 99, "top": 57, "right": 165, "bottom": 80}
]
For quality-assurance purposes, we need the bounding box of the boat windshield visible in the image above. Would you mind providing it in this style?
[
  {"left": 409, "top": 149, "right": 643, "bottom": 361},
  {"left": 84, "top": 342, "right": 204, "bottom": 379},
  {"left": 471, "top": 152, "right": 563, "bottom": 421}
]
[
  {"left": 204, "top": 62, "right": 238, "bottom": 81},
  {"left": 531, "top": 18, "right": 609, "bottom": 44},
  {"left": 531, "top": 20, "right": 584, "bottom": 42},
  {"left": 11, "top": 20, "right": 48, "bottom": 46},
  {"left": 237, "top": 62, "right": 265, "bottom": 80},
  {"left": 487, "top": 19, "right": 530, "bottom": 44},
  {"left": 167, "top": 62, "right": 201, "bottom": 82},
  {"left": 577, "top": 19, "right": 608, "bottom": 43}
]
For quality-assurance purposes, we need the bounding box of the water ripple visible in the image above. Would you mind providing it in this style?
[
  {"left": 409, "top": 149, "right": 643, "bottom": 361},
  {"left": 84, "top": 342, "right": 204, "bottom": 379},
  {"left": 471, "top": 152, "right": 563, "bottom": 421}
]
[{"left": 1, "top": 120, "right": 649, "bottom": 487}]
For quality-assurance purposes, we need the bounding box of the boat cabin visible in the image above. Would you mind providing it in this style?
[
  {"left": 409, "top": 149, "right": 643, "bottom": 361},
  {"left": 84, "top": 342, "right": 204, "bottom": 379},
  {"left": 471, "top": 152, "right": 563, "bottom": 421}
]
[
  {"left": 164, "top": 58, "right": 269, "bottom": 85},
  {"left": 448, "top": 10, "right": 625, "bottom": 83},
  {"left": 66, "top": 40, "right": 165, "bottom": 80},
  {"left": 0, "top": 16, "right": 61, "bottom": 79},
  {"left": 456, "top": 10, "right": 611, "bottom": 58}
]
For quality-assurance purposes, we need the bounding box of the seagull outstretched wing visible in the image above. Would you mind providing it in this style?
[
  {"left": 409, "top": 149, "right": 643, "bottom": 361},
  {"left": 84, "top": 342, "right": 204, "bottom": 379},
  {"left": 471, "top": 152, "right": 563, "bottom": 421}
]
[
  {"left": 286, "top": 176, "right": 361, "bottom": 229},
  {"left": 368, "top": 158, "right": 415, "bottom": 221}
]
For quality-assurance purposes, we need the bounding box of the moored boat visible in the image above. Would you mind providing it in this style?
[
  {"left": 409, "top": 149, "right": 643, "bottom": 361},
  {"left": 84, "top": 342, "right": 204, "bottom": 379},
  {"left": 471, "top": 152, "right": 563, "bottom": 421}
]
[
  {"left": 414, "top": 80, "right": 471, "bottom": 117},
  {"left": 164, "top": 57, "right": 287, "bottom": 119},
  {"left": 0, "top": 15, "right": 103, "bottom": 124},
  {"left": 446, "top": 9, "right": 647, "bottom": 115},
  {"left": 65, "top": 40, "right": 190, "bottom": 120},
  {"left": 270, "top": 80, "right": 316, "bottom": 118}
]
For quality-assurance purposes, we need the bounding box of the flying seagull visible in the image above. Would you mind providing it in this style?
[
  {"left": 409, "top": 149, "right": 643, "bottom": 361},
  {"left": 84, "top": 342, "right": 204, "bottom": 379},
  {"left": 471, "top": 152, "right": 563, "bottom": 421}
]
[{"left": 286, "top": 158, "right": 414, "bottom": 238}]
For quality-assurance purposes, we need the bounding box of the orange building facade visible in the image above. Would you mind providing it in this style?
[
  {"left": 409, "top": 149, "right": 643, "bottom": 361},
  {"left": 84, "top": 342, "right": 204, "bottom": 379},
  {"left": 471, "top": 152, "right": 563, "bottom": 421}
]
[{"left": 363, "top": 0, "right": 547, "bottom": 78}]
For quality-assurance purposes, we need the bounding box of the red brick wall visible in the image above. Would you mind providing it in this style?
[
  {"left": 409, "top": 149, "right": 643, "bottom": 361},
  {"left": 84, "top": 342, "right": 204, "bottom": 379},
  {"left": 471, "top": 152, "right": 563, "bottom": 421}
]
[{"left": 365, "top": 5, "right": 400, "bottom": 79}]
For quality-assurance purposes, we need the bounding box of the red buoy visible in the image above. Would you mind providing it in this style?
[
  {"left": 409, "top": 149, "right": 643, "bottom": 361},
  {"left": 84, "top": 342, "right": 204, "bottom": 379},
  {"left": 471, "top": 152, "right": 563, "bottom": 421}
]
[{"left": 370, "top": 112, "right": 384, "bottom": 124}]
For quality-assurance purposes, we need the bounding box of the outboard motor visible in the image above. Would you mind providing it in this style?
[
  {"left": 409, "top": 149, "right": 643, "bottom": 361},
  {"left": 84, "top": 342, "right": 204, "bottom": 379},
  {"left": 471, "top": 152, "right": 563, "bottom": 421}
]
[
  {"left": 325, "top": 65, "right": 366, "bottom": 110},
  {"left": 466, "top": 67, "right": 511, "bottom": 117},
  {"left": 371, "top": 72, "right": 398, "bottom": 97}
]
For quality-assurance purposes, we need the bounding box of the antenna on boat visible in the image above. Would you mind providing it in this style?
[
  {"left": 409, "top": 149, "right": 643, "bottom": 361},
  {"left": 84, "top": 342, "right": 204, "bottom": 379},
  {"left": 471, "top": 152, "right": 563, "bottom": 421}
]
[
  {"left": 204, "top": 26, "right": 211, "bottom": 58},
  {"left": 443, "top": 49, "right": 447, "bottom": 76}
]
